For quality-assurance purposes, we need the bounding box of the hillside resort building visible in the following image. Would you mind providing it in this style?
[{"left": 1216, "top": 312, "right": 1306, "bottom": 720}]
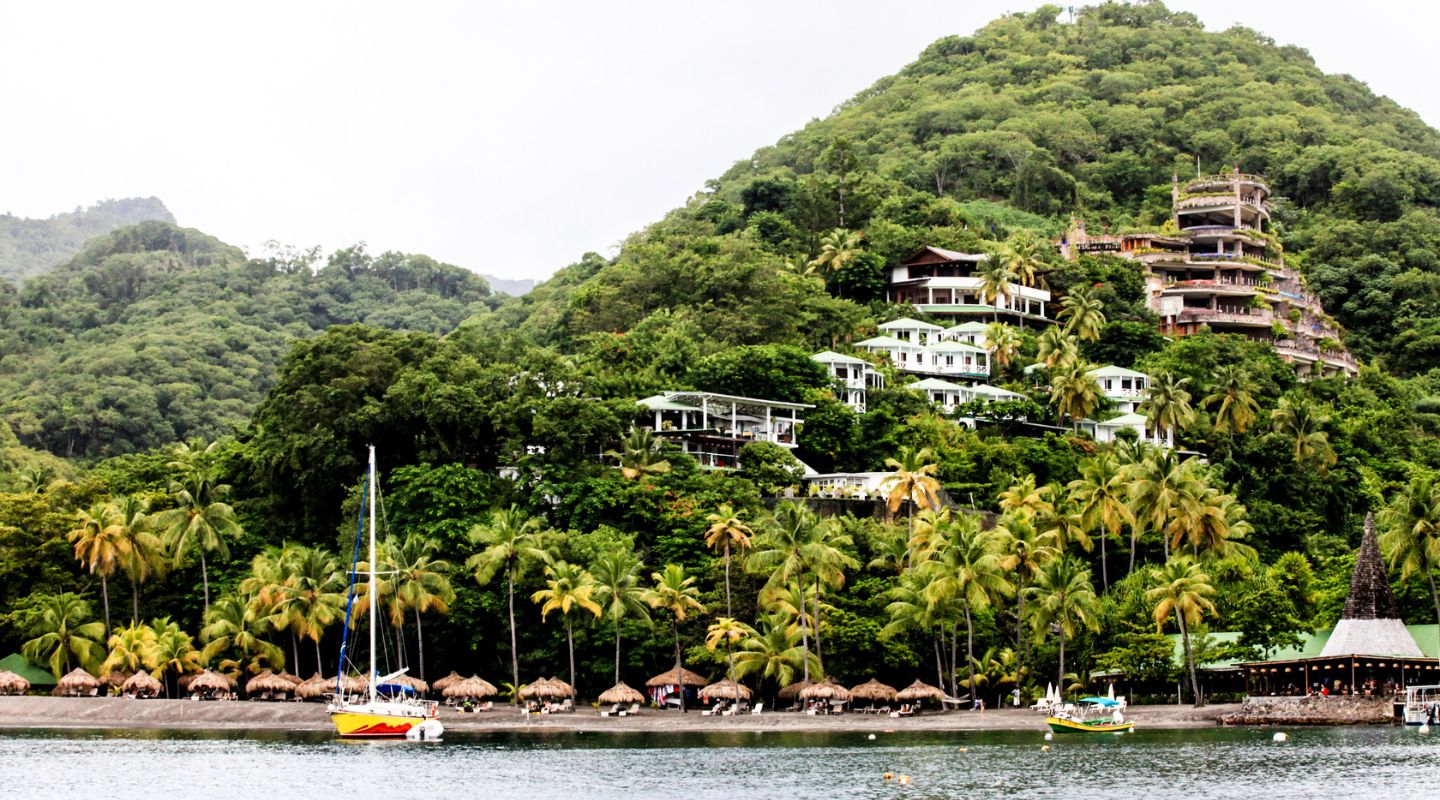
[
  {"left": 1062, "top": 168, "right": 1357, "bottom": 378},
  {"left": 886, "top": 246, "right": 1052, "bottom": 324},
  {"left": 638, "top": 391, "right": 809, "bottom": 470}
]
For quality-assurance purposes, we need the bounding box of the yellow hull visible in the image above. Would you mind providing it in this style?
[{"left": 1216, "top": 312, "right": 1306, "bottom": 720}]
[
  {"left": 1047, "top": 716, "right": 1134, "bottom": 734},
  {"left": 330, "top": 709, "right": 424, "bottom": 738}
]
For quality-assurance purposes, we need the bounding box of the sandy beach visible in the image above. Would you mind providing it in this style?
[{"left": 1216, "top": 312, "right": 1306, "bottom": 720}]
[{"left": 0, "top": 696, "right": 1234, "bottom": 734}]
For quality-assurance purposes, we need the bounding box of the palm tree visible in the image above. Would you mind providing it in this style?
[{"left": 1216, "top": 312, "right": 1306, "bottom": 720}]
[
  {"left": 1125, "top": 449, "right": 1202, "bottom": 564},
  {"left": 1058, "top": 285, "right": 1106, "bottom": 342},
  {"left": 882, "top": 446, "right": 942, "bottom": 543},
  {"left": 21, "top": 593, "right": 106, "bottom": 677},
  {"left": 998, "top": 473, "right": 1053, "bottom": 520},
  {"left": 1068, "top": 453, "right": 1134, "bottom": 589},
  {"left": 155, "top": 440, "right": 243, "bottom": 618},
  {"left": 913, "top": 510, "right": 1013, "bottom": 700},
  {"left": 978, "top": 260, "right": 1016, "bottom": 323},
  {"left": 1146, "top": 556, "right": 1217, "bottom": 707},
  {"left": 1139, "top": 372, "right": 1194, "bottom": 449},
  {"left": 590, "top": 547, "right": 652, "bottom": 685},
  {"left": 144, "top": 617, "right": 201, "bottom": 697},
  {"left": 604, "top": 428, "right": 672, "bottom": 481},
  {"left": 101, "top": 622, "right": 157, "bottom": 676},
  {"left": 808, "top": 228, "right": 864, "bottom": 277},
  {"left": 467, "top": 505, "right": 557, "bottom": 701},
  {"left": 984, "top": 323, "right": 1021, "bottom": 374},
  {"left": 644, "top": 564, "right": 705, "bottom": 712},
  {"left": 747, "top": 502, "right": 824, "bottom": 679},
  {"left": 111, "top": 495, "right": 164, "bottom": 626},
  {"left": 1202, "top": 365, "right": 1261, "bottom": 439},
  {"left": 277, "top": 546, "right": 346, "bottom": 672},
  {"left": 801, "top": 517, "right": 859, "bottom": 674},
  {"left": 1380, "top": 478, "right": 1440, "bottom": 655},
  {"left": 241, "top": 544, "right": 301, "bottom": 670},
  {"left": 1050, "top": 362, "right": 1103, "bottom": 430},
  {"left": 993, "top": 514, "right": 1059, "bottom": 658},
  {"left": 66, "top": 500, "right": 126, "bottom": 639},
  {"left": 882, "top": 569, "right": 957, "bottom": 692},
  {"left": 704, "top": 504, "right": 754, "bottom": 617},
  {"left": 386, "top": 533, "right": 454, "bottom": 682},
  {"left": 1001, "top": 231, "right": 1045, "bottom": 290},
  {"left": 705, "top": 617, "right": 756, "bottom": 700},
  {"left": 1035, "top": 489, "right": 1093, "bottom": 555},
  {"left": 733, "top": 615, "right": 816, "bottom": 690},
  {"left": 1271, "top": 397, "right": 1336, "bottom": 469},
  {"left": 1036, "top": 326, "right": 1079, "bottom": 370},
  {"left": 1025, "top": 555, "right": 1100, "bottom": 694},
  {"left": 531, "top": 561, "right": 603, "bottom": 693},
  {"left": 200, "top": 592, "right": 285, "bottom": 675}
]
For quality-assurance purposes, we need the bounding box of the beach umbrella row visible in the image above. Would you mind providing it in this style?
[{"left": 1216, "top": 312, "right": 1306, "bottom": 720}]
[
  {"left": 520, "top": 677, "right": 575, "bottom": 700},
  {"left": 597, "top": 682, "right": 644, "bottom": 705},
  {"left": 121, "top": 671, "right": 163, "bottom": 698},
  {"left": 0, "top": 670, "right": 30, "bottom": 695},
  {"left": 245, "top": 670, "right": 295, "bottom": 696}
]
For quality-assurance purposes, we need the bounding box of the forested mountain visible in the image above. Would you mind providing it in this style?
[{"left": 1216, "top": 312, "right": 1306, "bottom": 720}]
[
  {"left": 0, "top": 221, "right": 496, "bottom": 457},
  {"left": 7, "top": 3, "right": 1440, "bottom": 707},
  {"left": 0, "top": 198, "right": 174, "bottom": 283}
]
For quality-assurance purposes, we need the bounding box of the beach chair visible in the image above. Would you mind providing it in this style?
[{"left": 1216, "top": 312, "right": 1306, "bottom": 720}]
[
  {"left": 601, "top": 703, "right": 620, "bottom": 717},
  {"left": 560, "top": 698, "right": 574, "bottom": 713},
  {"left": 751, "top": 702, "right": 763, "bottom": 715},
  {"left": 627, "top": 702, "right": 640, "bottom": 716}
]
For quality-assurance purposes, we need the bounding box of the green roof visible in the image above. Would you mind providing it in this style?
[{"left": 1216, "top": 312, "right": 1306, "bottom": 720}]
[
  {"left": 0, "top": 653, "right": 57, "bottom": 685},
  {"left": 1172, "top": 625, "right": 1440, "bottom": 669}
]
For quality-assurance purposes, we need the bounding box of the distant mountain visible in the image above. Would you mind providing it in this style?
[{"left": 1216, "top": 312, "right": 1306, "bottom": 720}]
[
  {"left": 482, "top": 275, "right": 536, "bottom": 296},
  {"left": 0, "top": 198, "right": 174, "bottom": 282}
]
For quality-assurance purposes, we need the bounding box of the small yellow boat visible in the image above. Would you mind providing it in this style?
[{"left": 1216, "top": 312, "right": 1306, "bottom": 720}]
[{"left": 1046, "top": 697, "right": 1134, "bottom": 734}]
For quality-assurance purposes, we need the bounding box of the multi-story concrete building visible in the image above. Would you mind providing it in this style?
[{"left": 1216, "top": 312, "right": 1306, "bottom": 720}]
[{"left": 1062, "top": 168, "right": 1356, "bottom": 378}]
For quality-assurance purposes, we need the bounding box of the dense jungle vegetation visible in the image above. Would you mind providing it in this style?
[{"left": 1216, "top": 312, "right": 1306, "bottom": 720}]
[{"left": 4, "top": 2, "right": 1440, "bottom": 706}]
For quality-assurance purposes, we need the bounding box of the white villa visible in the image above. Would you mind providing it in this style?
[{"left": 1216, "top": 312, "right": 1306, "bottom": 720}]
[
  {"left": 813, "top": 351, "right": 884, "bottom": 412},
  {"left": 886, "top": 246, "right": 1052, "bottom": 324},
  {"left": 1077, "top": 413, "right": 1165, "bottom": 446},
  {"left": 906, "top": 377, "right": 1024, "bottom": 413},
  {"left": 938, "top": 321, "right": 989, "bottom": 348},
  {"left": 805, "top": 471, "right": 893, "bottom": 499},
  {"left": 1087, "top": 364, "right": 1151, "bottom": 414},
  {"left": 856, "top": 321, "right": 991, "bottom": 380},
  {"left": 877, "top": 317, "right": 944, "bottom": 345},
  {"left": 638, "top": 391, "right": 810, "bottom": 470}
]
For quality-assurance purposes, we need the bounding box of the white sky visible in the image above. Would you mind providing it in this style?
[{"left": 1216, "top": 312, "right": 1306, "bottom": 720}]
[{"left": 2, "top": 1, "right": 1436, "bottom": 281}]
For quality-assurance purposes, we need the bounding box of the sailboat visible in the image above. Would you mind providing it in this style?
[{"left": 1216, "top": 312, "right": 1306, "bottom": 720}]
[{"left": 328, "top": 446, "right": 445, "bottom": 740}]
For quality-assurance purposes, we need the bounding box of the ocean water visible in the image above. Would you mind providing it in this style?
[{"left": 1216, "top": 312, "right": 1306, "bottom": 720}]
[{"left": 1, "top": 726, "right": 1436, "bottom": 799}]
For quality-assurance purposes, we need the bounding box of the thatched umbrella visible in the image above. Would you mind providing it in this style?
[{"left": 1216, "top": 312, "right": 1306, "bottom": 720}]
[
  {"left": 596, "top": 682, "right": 644, "bottom": 705},
  {"left": 337, "top": 673, "right": 367, "bottom": 694},
  {"left": 896, "top": 679, "right": 944, "bottom": 705},
  {"left": 645, "top": 667, "right": 707, "bottom": 689},
  {"left": 0, "top": 670, "right": 30, "bottom": 695},
  {"left": 121, "top": 671, "right": 163, "bottom": 698},
  {"left": 103, "top": 671, "right": 129, "bottom": 690},
  {"left": 443, "top": 675, "right": 497, "bottom": 700},
  {"left": 431, "top": 671, "right": 464, "bottom": 694},
  {"left": 187, "top": 670, "right": 231, "bottom": 696},
  {"left": 276, "top": 671, "right": 303, "bottom": 687},
  {"left": 245, "top": 670, "right": 293, "bottom": 697},
  {"left": 777, "top": 678, "right": 815, "bottom": 702},
  {"left": 849, "top": 677, "right": 898, "bottom": 706},
  {"left": 520, "top": 677, "right": 574, "bottom": 700},
  {"left": 56, "top": 667, "right": 100, "bottom": 697},
  {"left": 800, "top": 677, "right": 851, "bottom": 703},
  {"left": 699, "top": 679, "right": 752, "bottom": 702},
  {"left": 385, "top": 675, "right": 428, "bottom": 694},
  {"left": 294, "top": 673, "right": 330, "bottom": 700}
]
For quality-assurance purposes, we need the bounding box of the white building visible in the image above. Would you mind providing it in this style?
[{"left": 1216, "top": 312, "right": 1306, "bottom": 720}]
[
  {"left": 906, "top": 377, "right": 1026, "bottom": 414},
  {"left": 1087, "top": 365, "right": 1151, "bottom": 414},
  {"left": 637, "top": 391, "right": 810, "bottom": 470},
  {"left": 1077, "top": 413, "right": 1165, "bottom": 446},
  {"left": 877, "top": 317, "right": 944, "bottom": 346},
  {"left": 813, "top": 351, "right": 883, "bottom": 412},
  {"left": 856, "top": 334, "right": 991, "bottom": 381},
  {"left": 805, "top": 471, "right": 893, "bottom": 499},
  {"left": 886, "top": 246, "right": 1052, "bottom": 324},
  {"left": 939, "top": 321, "right": 990, "bottom": 348}
]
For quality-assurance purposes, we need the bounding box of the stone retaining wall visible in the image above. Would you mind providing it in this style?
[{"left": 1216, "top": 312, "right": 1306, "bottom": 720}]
[{"left": 1219, "top": 695, "right": 1395, "bottom": 725}]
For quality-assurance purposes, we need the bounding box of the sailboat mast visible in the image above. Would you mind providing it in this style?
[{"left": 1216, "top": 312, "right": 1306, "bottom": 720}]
[{"left": 368, "top": 445, "right": 377, "bottom": 703}]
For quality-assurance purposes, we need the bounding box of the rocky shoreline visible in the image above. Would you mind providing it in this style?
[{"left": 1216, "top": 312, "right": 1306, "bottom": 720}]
[
  {"left": 0, "top": 696, "right": 1236, "bottom": 734},
  {"left": 1217, "top": 695, "right": 1398, "bottom": 726}
]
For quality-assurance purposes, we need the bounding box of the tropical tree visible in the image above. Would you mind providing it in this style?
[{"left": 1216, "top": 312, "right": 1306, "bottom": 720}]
[
  {"left": 801, "top": 517, "right": 859, "bottom": 674},
  {"left": 882, "top": 569, "right": 958, "bottom": 692},
  {"left": 145, "top": 617, "right": 202, "bottom": 697},
  {"left": 1146, "top": 556, "right": 1217, "bottom": 707},
  {"left": 154, "top": 440, "right": 243, "bottom": 617},
  {"left": 1025, "top": 555, "right": 1100, "bottom": 693},
  {"left": 993, "top": 514, "right": 1059, "bottom": 657},
  {"left": 1068, "top": 453, "right": 1134, "bottom": 589},
  {"left": 978, "top": 260, "right": 1016, "bottom": 323},
  {"left": 101, "top": 622, "right": 157, "bottom": 677},
  {"left": 1271, "top": 397, "right": 1336, "bottom": 469},
  {"left": 705, "top": 616, "right": 756, "bottom": 699},
  {"left": 1001, "top": 231, "right": 1045, "bottom": 290},
  {"left": 998, "top": 473, "right": 1053, "bottom": 520},
  {"left": 531, "top": 560, "right": 603, "bottom": 693},
  {"left": 747, "top": 502, "right": 827, "bottom": 679},
  {"left": 733, "top": 615, "right": 817, "bottom": 690},
  {"left": 1139, "top": 372, "right": 1194, "bottom": 449},
  {"left": 881, "top": 446, "right": 942, "bottom": 542},
  {"left": 200, "top": 592, "right": 284, "bottom": 675},
  {"left": 385, "top": 533, "right": 454, "bottom": 681},
  {"left": 1202, "top": 365, "right": 1261, "bottom": 438},
  {"left": 1050, "top": 362, "right": 1103, "bottom": 429},
  {"left": 985, "top": 323, "right": 1021, "bottom": 373},
  {"left": 590, "top": 547, "right": 652, "bottom": 685},
  {"left": 1125, "top": 450, "right": 1203, "bottom": 564},
  {"left": 66, "top": 501, "right": 126, "bottom": 639},
  {"left": 21, "top": 593, "right": 106, "bottom": 677},
  {"left": 604, "top": 428, "right": 672, "bottom": 481},
  {"left": 1379, "top": 477, "right": 1440, "bottom": 655},
  {"left": 808, "top": 228, "right": 864, "bottom": 279},
  {"left": 704, "top": 503, "right": 754, "bottom": 617},
  {"left": 1036, "top": 326, "right": 1079, "bottom": 370},
  {"left": 240, "top": 544, "right": 300, "bottom": 669},
  {"left": 1058, "top": 284, "right": 1106, "bottom": 342},
  {"left": 111, "top": 495, "right": 164, "bottom": 626},
  {"left": 644, "top": 564, "right": 705, "bottom": 712},
  {"left": 466, "top": 505, "right": 557, "bottom": 701},
  {"left": 275, "top": 546, "right": 345, "bottom": 673}
]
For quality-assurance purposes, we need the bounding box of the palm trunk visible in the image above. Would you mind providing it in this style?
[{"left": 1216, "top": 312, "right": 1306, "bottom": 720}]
[
  {"left": 811, "top": 577, "right": 824, "bottom": 675},
  {"left": 724, "top": 542, "right": 732, "bottom": 618},
  {"left": 1015, "top": 591, "right": 1026, "bottom": 658},
  {"left": 1129, "top": 526, "right": 1139, "bottom": 576},
  {"left": 100, "top": 575, "right": 111, "bottom": 642},
  {"left": 949, "top": 622, "right": 959, "bottom": 700},
  {"left": 507, "top": 569, "right": 519, "bottom": 703},
  {"left": 1057, "top": 631, "right": 1066, "bottom": 695},
  {"left": 131, "top": 579, "right": 140, "bottom": 627},
  {"left": 1428, "top": 567, "right": 1440, "bottom": 671},
  {"left": 200, "top": 550, "right": 210, "bottom": 617},
  {"left": 566, "top": 616, "right": 576, "bottom": 696},
  {"left": 1181, "top": 615, "right": 1201, "bottom": 707},
  {"left": 614, "top": 624, "right": 622, "bottom": 686},
  {"left": 415, "top": 608, "right": 426, "bottom": 682},
  {"left": 314, "top": 638, "right": 323, "bottom": 676},
  {"left": 290, "top": 631, "right": 300, "bottom": 676},
  {"left": 673, "top": 621, "right": 685, "bottom": 713},
  {"left": 1100, "top": 529, "right": 1109, "bottom": 591},
  {"left": 964, "top": 603, "right": 975, "bottom": 708}
]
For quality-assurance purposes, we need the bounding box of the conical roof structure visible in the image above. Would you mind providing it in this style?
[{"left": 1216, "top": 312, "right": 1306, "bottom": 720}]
[{"left": 1319, "top": 513, "right": 1424, "bottom": 658}]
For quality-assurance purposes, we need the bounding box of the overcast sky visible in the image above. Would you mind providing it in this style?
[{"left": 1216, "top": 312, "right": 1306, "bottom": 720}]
[{"left": 2, "top": 1, "right": 1436, "bottom": 282}]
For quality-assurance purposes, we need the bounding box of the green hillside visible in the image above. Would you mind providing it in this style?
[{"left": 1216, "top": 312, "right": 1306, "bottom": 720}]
[
  {"left": 0, "top": 198, "right": 174, "bottom": 283},
  {"left": 0, "top": 221, "right": 496, "bottom": 458}
]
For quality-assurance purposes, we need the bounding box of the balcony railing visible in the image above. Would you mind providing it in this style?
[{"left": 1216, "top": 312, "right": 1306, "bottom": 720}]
[
  {"left": 1176, "top": 306, "right": 1274, "bottom": 325},
  {"left": 1184, "top": 173, "right": 1271, "bottom": 195}
]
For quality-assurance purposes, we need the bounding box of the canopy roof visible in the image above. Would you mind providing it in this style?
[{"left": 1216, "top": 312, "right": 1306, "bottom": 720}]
[
  {"left": 879, "top": 317, "right": 944, "bottom": 332},
  {"left": 799, "top": 677, "right": 851, "bottom": 701},
  {"left": 597, "top": 681, "right": 645, "bottom": 705},
  {"left": 812, "top": 350, "right": 867, "bottom": 365},
  {"left": 121, "top": 671, "right": 163, "bottom": 696},
  {"left": 0, "top": 654, "right": 56, "bottom": 686},
  {"left": 1319, "top": 513, "right": 1423, "bottom": 658},
  {"left": 443, "top": 675, "right": 497, "bottom": 699},
  {"left": 520, "top": 677, "right": 574, "bottom": 699},
  {"left": 646, "top": 666, "right": 707, "bottom": 688},
  {"left": 945, "top": 321, "right": 990, "bottom": 333},
  {"left": 1087, "top": 364, "right": 1149, "bottom": 379},
  {"left": 855, "top": 335, "right": 913, "bottom": 349},
  {"left": 908, "top": 377, "right": 964, "bottom": 391},
  {"left": 776, "top": 678, "right": 814, "bottom": 700},
  {"left": 849, "top": 678, "right": 899, "bottom": 703},
  {"left": 926, "top": 340, "right": 985, "bottom": 353},
  {"left": 896, "top": 679, "right": 945, "bottom": 701},
  {"left": 698, "top": 679, "right": 752, "bottom": 701},
  {"left": 57, "top": 667, "right": 99, "bottom": 690},
  {"left": 431, "top": 671, "right": 465, "bottom": 693}
]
